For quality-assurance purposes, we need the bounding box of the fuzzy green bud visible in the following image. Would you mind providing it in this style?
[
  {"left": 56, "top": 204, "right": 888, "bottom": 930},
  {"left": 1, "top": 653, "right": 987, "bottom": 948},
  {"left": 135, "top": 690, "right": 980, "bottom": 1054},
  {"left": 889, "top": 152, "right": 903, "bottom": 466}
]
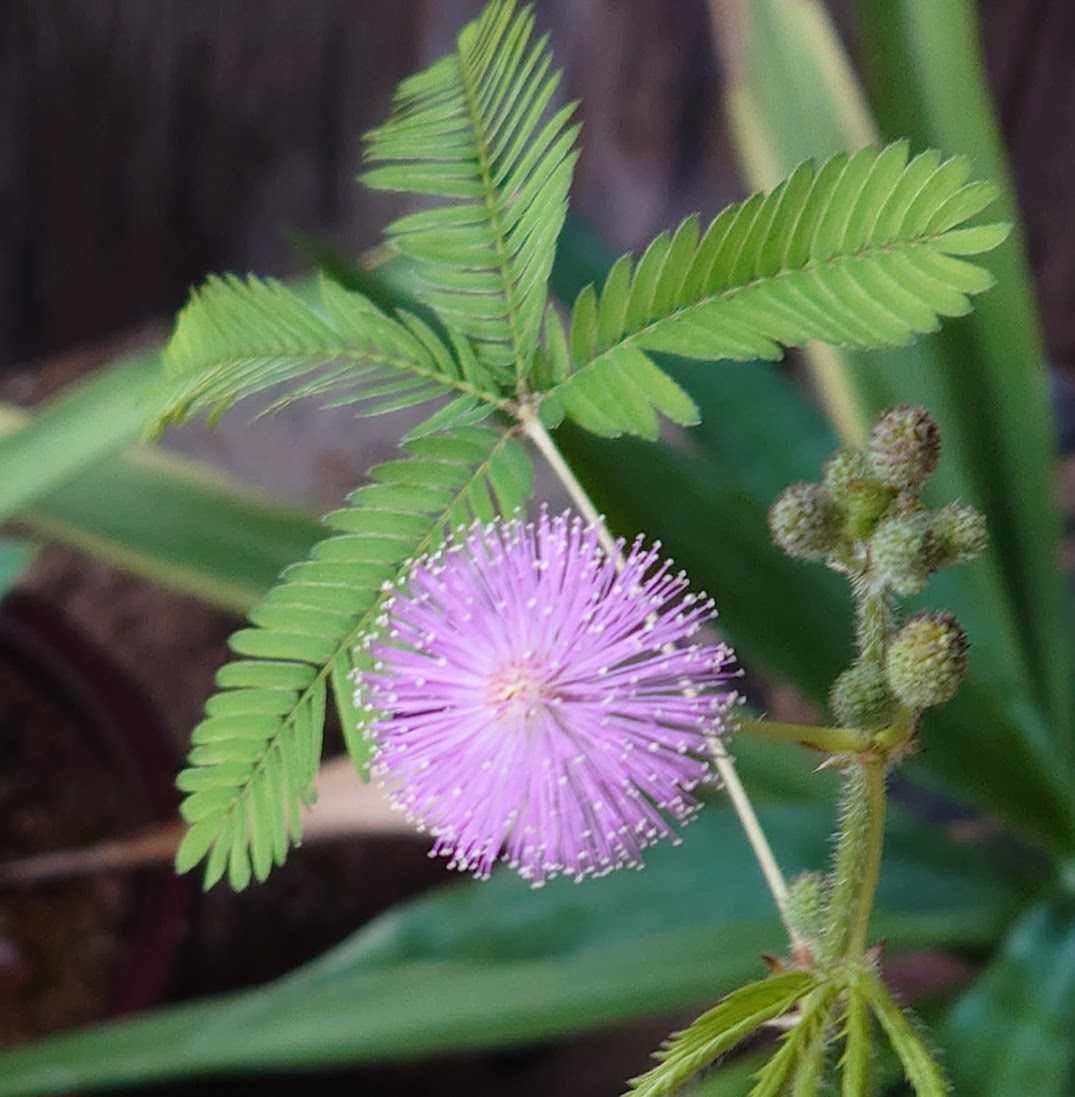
[
  {"left": 830, "top": 661, "right": 897, "bottom": 729},
  {"left": 872, "top": 513, "right": 935, "bottom": 596},
  {"left": 786, "top": 872, "right": 829, "bottom": 951},
  {"left": 769, "top": 483, "right": 842, "bottom": 560},
  {"left": 886, "top": 612, "right": 968, "bottom": 709},
  {"left": 823, "top": 448, "right": 873, "bottom": 501},
  {"left": 869, "top": 405, "right": 941, "bottom": 490},
  {"left": 930, "top": 502, "right": 988, "bottom": 567}
]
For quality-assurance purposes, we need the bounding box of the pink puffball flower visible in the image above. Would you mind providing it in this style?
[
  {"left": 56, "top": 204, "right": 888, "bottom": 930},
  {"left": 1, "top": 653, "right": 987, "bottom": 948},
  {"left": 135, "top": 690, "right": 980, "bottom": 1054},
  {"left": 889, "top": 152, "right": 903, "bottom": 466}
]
[{"left": 358, "top": 509, "right": 738, "bottom": 886}]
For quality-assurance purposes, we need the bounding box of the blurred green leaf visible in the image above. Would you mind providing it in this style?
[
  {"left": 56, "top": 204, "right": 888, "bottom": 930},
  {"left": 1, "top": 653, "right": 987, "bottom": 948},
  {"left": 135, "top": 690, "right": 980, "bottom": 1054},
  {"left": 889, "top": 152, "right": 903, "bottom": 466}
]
[
  {"left": 25, "top": 446, "right": 323, "bottom": 612},
  {"left": 942, "top": 898, "right": 1075, "bottom": 1095},
  {"left": 0, "top": 539, "right": 32, "bottom": 598},
  {"left": 0, "top": 324, "right": 329, "bottom": 612},
  {"left": 0, "top": 804, "right": 1017, "bottom": 1094},
  {"left": 0, "top": 352, "right": 162, "bottom": 520},
  {"left": 0, "top": 393, "right": 322, "bottom": 612}
]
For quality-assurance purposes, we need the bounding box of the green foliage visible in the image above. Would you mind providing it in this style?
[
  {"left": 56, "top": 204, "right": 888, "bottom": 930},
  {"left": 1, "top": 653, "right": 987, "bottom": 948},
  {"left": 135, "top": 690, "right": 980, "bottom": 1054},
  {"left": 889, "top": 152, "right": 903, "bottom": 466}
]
[
  {"left": 555, "top": 142, "right": 1006, "bottom": 438},
  {"left": 363, "top": 0, "right": 577, "bottom": 377},
  {"left": 625, "top": 972, "right": 817, "bottom": 1097},
  {"left": 153, "top": 275, "right": 504, "bottom": 433},
  {"left": 175, "top": 427, "right": 532, "bottom": 888}
]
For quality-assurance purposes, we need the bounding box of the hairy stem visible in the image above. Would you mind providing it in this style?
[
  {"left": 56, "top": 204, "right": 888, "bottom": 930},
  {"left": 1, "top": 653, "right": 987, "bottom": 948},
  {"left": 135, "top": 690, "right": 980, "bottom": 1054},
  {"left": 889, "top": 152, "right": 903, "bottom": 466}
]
[
  {"left": 847, "top": 759, "right": 886, "bottom": 958},
  {"left": 822, "top": 760, "right": 887, "bottom": 965},
  {"left": 522, "top": 412, "right": 803, "bottom": 953},
  {"left": 856, "top": 582, "right": 892, "bottom": 665}
]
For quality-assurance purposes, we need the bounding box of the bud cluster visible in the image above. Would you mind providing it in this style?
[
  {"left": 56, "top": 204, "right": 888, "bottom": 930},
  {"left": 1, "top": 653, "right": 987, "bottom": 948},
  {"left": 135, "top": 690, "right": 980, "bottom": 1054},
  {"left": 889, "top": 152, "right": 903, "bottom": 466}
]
[
  {"left": 769, "top": 405, "right": 985, "bottom": 590},
  {"left": 769, "top": 406, "right": 986, "bottom": 728}
]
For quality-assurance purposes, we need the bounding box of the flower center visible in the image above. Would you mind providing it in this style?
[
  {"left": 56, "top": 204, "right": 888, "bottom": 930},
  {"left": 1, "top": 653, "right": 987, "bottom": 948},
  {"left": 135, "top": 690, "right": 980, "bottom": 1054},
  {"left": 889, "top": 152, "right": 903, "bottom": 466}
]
[{"left": 489, "top": 663, "right": 551, "bottom": 718}]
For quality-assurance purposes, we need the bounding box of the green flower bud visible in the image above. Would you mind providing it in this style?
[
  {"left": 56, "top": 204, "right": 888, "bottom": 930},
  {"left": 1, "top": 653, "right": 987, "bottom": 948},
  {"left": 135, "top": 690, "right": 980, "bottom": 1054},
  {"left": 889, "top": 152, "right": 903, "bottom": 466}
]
[
  {"left": 823, "top": 448, "right": 873, "bottom": 501},
  {"left": 830, "top": 661, "right": 896, "bottom": 729},
  {"left": 886, "top": 612, "right": 968, "bottom": 709},
  {"left": 845, "top": 480, "right": 897, "bottom": 541},
  {"left": 869, "top": 405, "right": 941, "bottom": 490},
  {"left": 872, "top": 513, "right": 935, "bottom": 596},
  {"left": 769, "top": 483, "right": 842, "bottom": 561},
  {"left": 930, "top": 502, "right": 988, "bottom": 567}
]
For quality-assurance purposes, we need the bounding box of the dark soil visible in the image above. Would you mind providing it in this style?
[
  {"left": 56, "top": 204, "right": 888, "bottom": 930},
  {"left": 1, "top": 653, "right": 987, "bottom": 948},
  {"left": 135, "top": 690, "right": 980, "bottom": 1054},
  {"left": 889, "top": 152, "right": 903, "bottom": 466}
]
[{"left": 0, "top": 595, "right": 181, "bottom": 1046}]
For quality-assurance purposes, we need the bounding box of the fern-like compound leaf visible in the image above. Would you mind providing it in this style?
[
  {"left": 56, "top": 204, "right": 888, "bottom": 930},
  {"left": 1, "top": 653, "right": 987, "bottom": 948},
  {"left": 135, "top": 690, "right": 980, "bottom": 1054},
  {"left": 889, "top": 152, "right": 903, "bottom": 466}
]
[
  {"left": 748, "top": 984, "right": 841, "bottom": 1097},
  {"left": 625, "top": 972, "right": 817, "bottom": 1097},
  {"left": 175, "top": 426, "right": 533, "bottom": 890},
  {"left": 362, "top": 0, "right": 579, "bottom": 378},
  {"left": 152, "top": 275, "right": 507, "bottom": 432},
  {"left": 556, "top": 142, "right": 1009, "bottom": 438}
]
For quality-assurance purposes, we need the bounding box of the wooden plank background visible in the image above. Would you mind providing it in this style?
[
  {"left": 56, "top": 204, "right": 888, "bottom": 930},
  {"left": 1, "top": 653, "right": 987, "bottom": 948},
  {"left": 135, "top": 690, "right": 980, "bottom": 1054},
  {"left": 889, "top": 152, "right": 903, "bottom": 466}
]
[{"left": 4, "top": 1, "right": 1071, "bottom": 372}]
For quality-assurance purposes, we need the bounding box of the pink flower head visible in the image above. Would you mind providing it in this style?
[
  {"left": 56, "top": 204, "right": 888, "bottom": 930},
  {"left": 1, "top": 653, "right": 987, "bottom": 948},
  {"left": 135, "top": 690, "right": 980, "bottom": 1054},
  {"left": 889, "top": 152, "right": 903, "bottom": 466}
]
[{"left": 359, "top": 509, "right": 738, "bottom": 886}]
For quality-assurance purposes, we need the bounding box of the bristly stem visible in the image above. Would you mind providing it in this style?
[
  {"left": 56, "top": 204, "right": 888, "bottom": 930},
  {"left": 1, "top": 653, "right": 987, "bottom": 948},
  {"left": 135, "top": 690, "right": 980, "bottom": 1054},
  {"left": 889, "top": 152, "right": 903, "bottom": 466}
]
[
  {"left": 856, "top": 583, "right": 891, "bottom": 664},
  {"left": 522, "top": 411, "right": 804, "bottom": 954},
  {"left": 847, "top": 759, "right": 886, "bottom": 958}
]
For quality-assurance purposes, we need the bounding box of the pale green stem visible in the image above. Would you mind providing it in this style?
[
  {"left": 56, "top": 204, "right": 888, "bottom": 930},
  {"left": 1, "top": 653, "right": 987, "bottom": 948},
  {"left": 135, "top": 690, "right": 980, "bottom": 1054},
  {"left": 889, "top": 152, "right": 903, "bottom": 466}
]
[
  {"left": 521, "top": 413, "right": 617, "bottom": 557},
  {"left": 738, "top": 718, "right": 870, "bottom": 754},
  {"left": 521, "top": 412, "right": 803, "bottom": 953}
]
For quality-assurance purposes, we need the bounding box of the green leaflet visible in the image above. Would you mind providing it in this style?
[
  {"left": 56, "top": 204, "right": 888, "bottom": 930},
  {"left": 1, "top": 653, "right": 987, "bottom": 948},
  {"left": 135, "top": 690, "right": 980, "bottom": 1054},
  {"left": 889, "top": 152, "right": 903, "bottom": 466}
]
[
  {"left": 363, "top": 0, "right": 577, "bottom": 377},
  {"left": 153, "top": 274, "right": 505, "bottom": 432},
  {"left": 626, "top": 972, "right": 818, "bottom": 1097},
  {"left": 175, "top": 426, "right": 533, "bottom": 889},
  {"left": 840, "top": 989, "right": 872, "bottom": 1097},
  {"left": 684, "top": 1051, "right": 769, "bottom": 1095},
  {"left": 552, "top": 143, "right": 1007, "bottom": 439},
  {"left": 748, "top": 985, "right": 840, "bottom": 1097},
  {"left": 861, "top": 970, "right": 949, "bottom": 1096}
]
